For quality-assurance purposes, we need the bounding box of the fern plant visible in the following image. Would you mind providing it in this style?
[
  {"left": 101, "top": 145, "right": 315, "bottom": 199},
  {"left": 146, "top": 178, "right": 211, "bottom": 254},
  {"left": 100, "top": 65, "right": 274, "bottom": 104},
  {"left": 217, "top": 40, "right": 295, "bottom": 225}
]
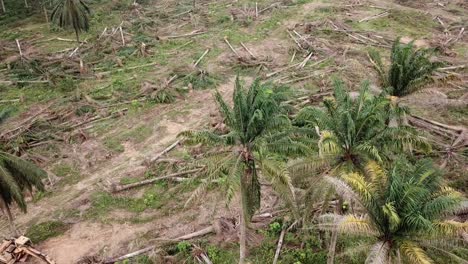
[
  {"left": 319, "top": 159, "right": 468, "bottom": 264},
  {"left": 51, "top": 0, "right": 91, "bottom": 42},
  {"left": 182, "top": 77, "right": 306, "bottom": 263},
  {"left": 0, "top": 108, "right": 46, "bottom": 236},
  {"left": 369, "top": 38, "right": 440, "bottom": 97}
]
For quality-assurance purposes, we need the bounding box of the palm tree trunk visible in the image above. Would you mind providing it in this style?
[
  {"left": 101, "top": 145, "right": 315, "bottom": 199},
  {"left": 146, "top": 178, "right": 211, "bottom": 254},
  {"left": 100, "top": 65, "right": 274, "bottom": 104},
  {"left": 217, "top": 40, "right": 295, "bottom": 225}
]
[
  {"left": 327, "top": 198, "right": 343, "bottom": 264},
  {"left": 43, "top": 5, "right": 49, "bottom": 27},
  {"left": 0, "top": 0, "right": 6, "bottom": 13},
  {"left": 0, "top": 197, "right": 18, "bottom": 237},
  {"left": 239, "top": 180, "right": 248, "bottom": 264},
  {"left": 327, "top": 227, "right": 338, "bottom": 264}
]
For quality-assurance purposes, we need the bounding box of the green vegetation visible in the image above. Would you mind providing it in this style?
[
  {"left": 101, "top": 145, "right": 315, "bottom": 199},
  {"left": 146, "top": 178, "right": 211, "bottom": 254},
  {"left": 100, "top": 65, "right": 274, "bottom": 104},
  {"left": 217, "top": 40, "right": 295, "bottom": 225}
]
[
  {"left": 0, "top": 0, "right": 466, "bottom": 263},
  {"left": 26, "top": 220, "right": 70, "bottom": 243},
  {"left": 52, "top": 162, "right": 81, "bottom": 185},
  {"left": 0, "top": 108, "right": 47, "bottom": 235},
  {"left": 321, "top": 159, "right": 467, "bottom": 263},
  {"left": 182, "top": 77, "right": 304, "bottom": 263},
  {"left": 369, "top": 38, "right": 441, "bottom": 96},
  {"left": 51, "top": 0, "right": 91, "bottom": 42}
]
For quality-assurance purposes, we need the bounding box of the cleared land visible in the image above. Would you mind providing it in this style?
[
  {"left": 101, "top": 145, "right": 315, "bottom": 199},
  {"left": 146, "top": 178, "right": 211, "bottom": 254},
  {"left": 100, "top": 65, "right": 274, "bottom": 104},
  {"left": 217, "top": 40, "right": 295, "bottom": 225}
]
[{"left": 0, "top": 0, "right": 466, "bottom": 263}]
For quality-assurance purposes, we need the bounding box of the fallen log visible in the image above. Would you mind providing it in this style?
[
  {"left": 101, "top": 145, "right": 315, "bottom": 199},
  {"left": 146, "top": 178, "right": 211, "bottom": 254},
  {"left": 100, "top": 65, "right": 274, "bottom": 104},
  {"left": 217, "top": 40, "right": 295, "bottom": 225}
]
[
  {"left": 143, "top": 140, "right": 181, "bottom": 165},
  {"left": 176, "top": 226, "right": 215, "bottom": 241},
  {"left": 194, "top": 49, "right": 210, "bottom": 67},
  {"left": 104, "top": 246, "right": 157, "bottom": 264},
  {"left": 111, "top": 168, "right": 202, "bottom": 193},
  {"left": 104, "top": 226, "right": 215, "bottom": 263},
  {"left": 224, "top": 37, "right": 240, "bottom": 57},
  {"left": 272, "top": 227, "right": 286, "bottom": 264},
  {"left": 164, "top": 30, "right": 207, "bottom": 39}
]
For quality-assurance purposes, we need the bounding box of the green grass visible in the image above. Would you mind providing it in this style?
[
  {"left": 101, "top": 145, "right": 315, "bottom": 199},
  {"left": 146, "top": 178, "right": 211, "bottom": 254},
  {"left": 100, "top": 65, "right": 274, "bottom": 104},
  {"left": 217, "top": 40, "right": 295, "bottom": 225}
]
[
  {"left": 103, "top": 138, "right": 125, "bottom": 153},
  {"left": 52, "top": 163, "right": 82, "bottom": 186},
  {"left": 85, "top": 182, "right": 173, "bottom": 221},
  {"left": 348, "top": 9, "right": 436, "bottom": 38},
  {"left": 26, "top": 220, "right": 70, "bottom": 243}
]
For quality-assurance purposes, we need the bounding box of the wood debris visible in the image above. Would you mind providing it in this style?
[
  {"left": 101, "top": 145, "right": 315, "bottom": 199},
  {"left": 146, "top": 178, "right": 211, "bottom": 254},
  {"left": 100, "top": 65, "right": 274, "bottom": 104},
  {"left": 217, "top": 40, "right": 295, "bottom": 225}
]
[{"left": 0, "top": 236, "right": 55, "bottom": 264}]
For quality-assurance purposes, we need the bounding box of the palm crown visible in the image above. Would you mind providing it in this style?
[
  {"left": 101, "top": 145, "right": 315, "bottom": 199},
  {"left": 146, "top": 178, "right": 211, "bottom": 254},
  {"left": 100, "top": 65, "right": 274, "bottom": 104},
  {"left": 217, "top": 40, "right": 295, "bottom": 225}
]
[
  {"left": 294, "top": 79, "right": 429, "bottom": 174},
  {"left": 51, "top": 0, "right": 91, "bottom": 42},
  {"left": 321, "top": 159, "right": 467, "bottom": 263},
  {"left": 369, "top": 38, "right": 441, "bottom": 97}
]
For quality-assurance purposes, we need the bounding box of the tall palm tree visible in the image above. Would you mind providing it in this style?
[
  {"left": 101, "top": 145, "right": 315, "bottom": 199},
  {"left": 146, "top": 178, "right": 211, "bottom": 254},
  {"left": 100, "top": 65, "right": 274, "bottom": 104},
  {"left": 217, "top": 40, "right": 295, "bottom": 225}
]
[
  {"left": 0, "top": 108, "right": 46, "bottom": 236},
  {"left": 368, "top": 38, "right": 441, "bottom": 97},
  {"left": 50, "top": 0, "right": 91, "bottom": 42},
  {"left": 319, "top": 159, "right": 468, "bottom": 264},
  {"left": 182, "top": 77, "right": 305, "bottom": 263}
]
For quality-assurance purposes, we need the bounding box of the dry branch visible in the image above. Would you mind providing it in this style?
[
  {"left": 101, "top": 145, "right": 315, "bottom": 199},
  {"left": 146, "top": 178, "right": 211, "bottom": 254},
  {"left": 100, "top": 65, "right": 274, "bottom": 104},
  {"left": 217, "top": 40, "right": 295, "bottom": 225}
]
[
  {"left": 224, "top": 37, "right": 240, "bottom": 57},
  {"left": 111, "top": 168, "right": 202, "bottom": 193},
  {"left": 165, "top": 30, "right": 207, "bottom": 39},
  {"left": 194, "top": 49, "right": 210, "bottom": 67},
  {"left": 359, "top": 11, "right": 389, "bottom": 23},
  {"left": 240, "top": 42, "right": 256, "bottom": 59}
]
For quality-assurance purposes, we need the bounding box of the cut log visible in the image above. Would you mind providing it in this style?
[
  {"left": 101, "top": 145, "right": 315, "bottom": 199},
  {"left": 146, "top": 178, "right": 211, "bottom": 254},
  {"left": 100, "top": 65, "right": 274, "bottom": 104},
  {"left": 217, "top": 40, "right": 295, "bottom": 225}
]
[
  {"left": 104, "top": 246, "right": 157, "bottom": 264},
  {"left": 111, "top": 168, "right": 202, "bottom": 193},
  {"left": 144, "top": 140, "right": 181, "bottom": 165},
  {"left": 272, "top": 228, "right": 286, "bottom": 264},
  {"left": 175, "top": 226, "right": 215, "bottom": 241}
]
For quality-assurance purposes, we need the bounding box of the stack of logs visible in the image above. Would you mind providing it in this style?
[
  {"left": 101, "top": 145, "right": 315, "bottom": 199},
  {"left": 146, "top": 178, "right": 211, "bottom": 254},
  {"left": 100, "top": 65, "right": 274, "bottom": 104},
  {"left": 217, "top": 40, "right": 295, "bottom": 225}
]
[{"left": 0, "top": 236, "right": 54, "bottom": 264}]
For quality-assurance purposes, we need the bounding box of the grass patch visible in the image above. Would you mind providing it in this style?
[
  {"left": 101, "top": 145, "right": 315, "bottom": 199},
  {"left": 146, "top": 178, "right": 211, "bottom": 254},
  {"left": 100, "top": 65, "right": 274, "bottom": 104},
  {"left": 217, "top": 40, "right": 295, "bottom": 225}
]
[
  {"left": 85, "top": 182, "right": 172, "bottom": 221},
  {"left": 348, "top": 9, "right": 436, "bottom": 38},
  {"left": 26, "top": 221, "right": 70, "bottom": 243},
  {"left": 103, "top": 138, "right": 125, "bottom": 153},
  {"left": 52, "top": 163, "right": 81, "bottom": 186}
]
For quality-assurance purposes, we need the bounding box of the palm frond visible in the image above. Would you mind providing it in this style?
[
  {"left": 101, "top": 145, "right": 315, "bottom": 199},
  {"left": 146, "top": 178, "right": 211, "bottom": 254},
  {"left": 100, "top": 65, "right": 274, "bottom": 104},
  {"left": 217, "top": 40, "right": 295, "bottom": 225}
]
[
  {"left": 51, "top": 0, "right": 91, "bottom": 41},
  {"left": 365, "top": 241, "right": 390, "bottom": 264},
  {"left": 400, "top": 240, "right": 434, "bottom": 264},
  {"left": 318, "top": 214, "right": 379, "bottom": 236}
]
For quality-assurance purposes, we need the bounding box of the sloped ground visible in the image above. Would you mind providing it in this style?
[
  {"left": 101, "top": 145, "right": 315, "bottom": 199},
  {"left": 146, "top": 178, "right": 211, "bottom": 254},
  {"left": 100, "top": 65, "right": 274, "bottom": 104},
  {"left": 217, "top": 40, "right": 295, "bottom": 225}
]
[{"left": 0, "top": 0, "right": 466, "bottom": 262}]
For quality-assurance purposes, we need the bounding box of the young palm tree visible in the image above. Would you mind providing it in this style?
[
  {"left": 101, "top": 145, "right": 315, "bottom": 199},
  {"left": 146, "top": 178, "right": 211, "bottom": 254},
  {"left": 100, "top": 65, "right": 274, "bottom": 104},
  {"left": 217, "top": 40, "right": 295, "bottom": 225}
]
[
  {"left": 182, "top": 77, "right": 305, "bottom": 263},
  {"left": 50, "top": 0, "right": 91, "bottom": 42},
  {"left": 319, "top": 159, "right": 468, "bottom": 264},
  {"left": 0, "top": 108, "right": 46, "bottom": 236},
  {"left": 369, "top": 38, "right": 441, "bottom": 97}
]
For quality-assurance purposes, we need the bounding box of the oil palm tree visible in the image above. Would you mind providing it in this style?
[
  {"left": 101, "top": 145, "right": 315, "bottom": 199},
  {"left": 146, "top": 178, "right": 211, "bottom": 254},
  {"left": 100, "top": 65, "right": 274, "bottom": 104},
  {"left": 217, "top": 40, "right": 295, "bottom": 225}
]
[
  {"left": 182, "top": 77, "right": 306, "bottom": 263},
  {"left": 51, "top": 0, "right": 90, "bottom": 42},
  {"left": 0, "top": 108, "right": 46, "bottom": 236},
  {"left": 292, "top": 79, "right": 429, "bottom": 263},
  {"left": 319, "top": 159, "right": 468, "bottom": 264},
  {"left": 368, "top": 38, "right": 441, "bottom": 97},
  {"left": 293, "top": 79, "right": 429, "bottom": 175}
]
